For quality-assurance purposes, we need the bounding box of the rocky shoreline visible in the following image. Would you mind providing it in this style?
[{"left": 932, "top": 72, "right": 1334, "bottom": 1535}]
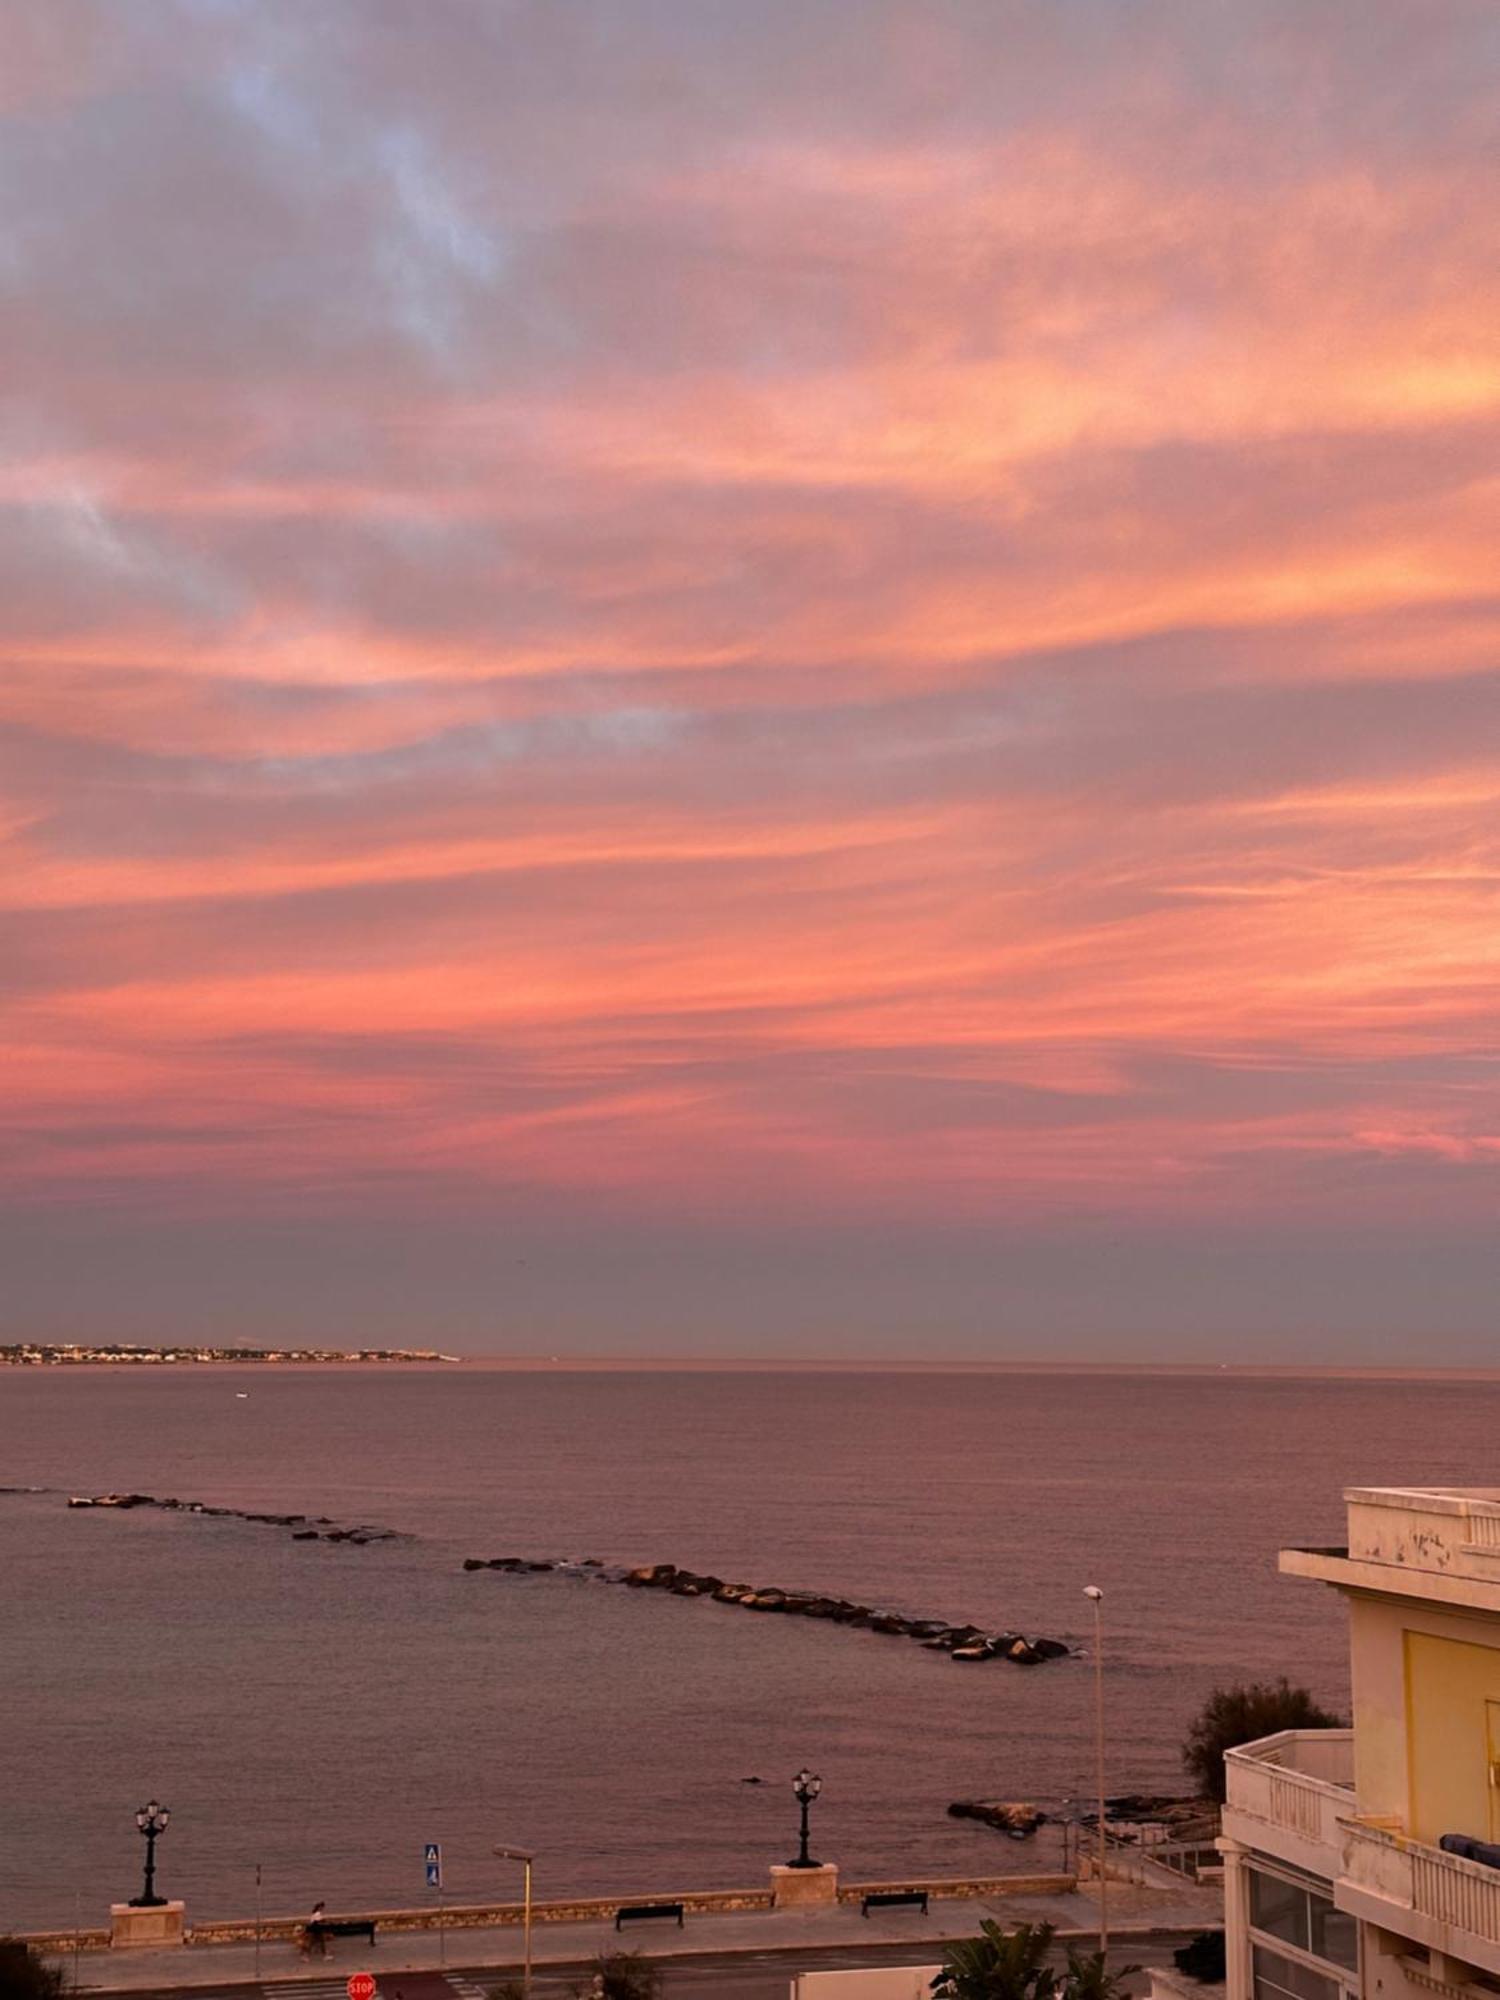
[
  {"left": 66, "top": 1492, "right": 405, "bottom": 1544},
  {"left": 462, "top": 1555, "right": 1071, "bottom": 1664},
  {"left": 947, "top": 1791, "right": 1213, "bottom": 1838}
]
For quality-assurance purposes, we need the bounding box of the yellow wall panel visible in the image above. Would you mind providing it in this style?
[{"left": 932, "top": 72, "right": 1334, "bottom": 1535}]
[{"left": 1405, "top": 1630, "right": 1500, "bottom": 1844}]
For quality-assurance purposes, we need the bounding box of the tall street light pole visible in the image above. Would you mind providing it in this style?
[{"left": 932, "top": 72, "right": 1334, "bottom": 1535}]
[
  {"left": 1083, "top": 1586, "right": 1107, "bottom": 1954},
  {"left": 494, "top": 1844, "right": 534, "bottom": 2000},
  {"left": 130, "top": 1802, "right": 171, "bottom": 1908}
]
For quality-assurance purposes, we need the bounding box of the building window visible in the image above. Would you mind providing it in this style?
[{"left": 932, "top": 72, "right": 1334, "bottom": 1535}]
[
  {"left": 1251, "top": 1870, "right": 1306, "bottom": 1947},
  {"left": 1308, "top": 1897, "right": 1358, "bottom": 1972},
  {"left": 1253, "top": 1944, "right": 1341, "bottom": 2000},
  {"left": 1249, "top": 1866, "right": 1359, "bottom": 1974}
]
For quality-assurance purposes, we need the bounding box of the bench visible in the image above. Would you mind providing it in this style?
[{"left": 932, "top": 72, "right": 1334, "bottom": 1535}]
[
  {"left": 615, "top": 1902, "right": 685, "bottom": 1932},
  {"left": 861, "top": 1891, "right": 929, "bottom": 1918},
  {"left": 305, "top": 1919, "right": 377, "bottom": 1952}
]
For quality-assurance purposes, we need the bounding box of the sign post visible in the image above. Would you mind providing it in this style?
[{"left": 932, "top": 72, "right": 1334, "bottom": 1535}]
[
  {"left": 425, "top": 1843, "right": 444, "bottom": 1965},
  {"left": 347, "top": 1973, "right": 376, "bottom": 2000}
]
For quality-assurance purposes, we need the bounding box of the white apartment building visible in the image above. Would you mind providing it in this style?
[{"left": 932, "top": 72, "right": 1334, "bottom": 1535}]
[{"left": 1222, "top": 1487, "right": 1500, "bottom": 2000}]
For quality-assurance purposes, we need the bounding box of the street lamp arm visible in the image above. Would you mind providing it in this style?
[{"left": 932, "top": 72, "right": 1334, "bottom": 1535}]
[{"left": 493, "top": 1843, "right": 534, "bottom": 2000}]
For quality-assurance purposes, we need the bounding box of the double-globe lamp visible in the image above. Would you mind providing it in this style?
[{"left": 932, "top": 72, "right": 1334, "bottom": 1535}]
[
  {"left": 130, "top": 1801, "right": 171, "bottom": 1908},
  {"left": 788, "top": 1768, "right": 823, "bottom": 1869}
]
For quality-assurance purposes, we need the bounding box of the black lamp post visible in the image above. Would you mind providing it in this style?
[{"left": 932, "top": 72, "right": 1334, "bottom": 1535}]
[
  {"left": 788, "top": 1768, "right": 822, "bottom": 1869},
  {"left": 130, "top": 1801, "right": 171, "bottom": 1907}
]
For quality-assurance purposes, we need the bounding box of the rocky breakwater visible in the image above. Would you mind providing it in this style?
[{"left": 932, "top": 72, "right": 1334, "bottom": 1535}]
[
  {"left": 461, "top": 1556, "right": 1070, "bottom": 1665},
  {"left": 66, "top": 1492, "right": 404, "bottom": 1544}
]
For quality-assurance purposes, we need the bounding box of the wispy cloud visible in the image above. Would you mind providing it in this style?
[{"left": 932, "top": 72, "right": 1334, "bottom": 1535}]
[{"left": 2, "top": 0, "right": 1497, "bottom": 1348}]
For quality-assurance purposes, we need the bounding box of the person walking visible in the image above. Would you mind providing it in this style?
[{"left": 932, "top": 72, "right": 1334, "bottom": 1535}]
[{"left": 301, "top": 1901, "right": 328, "bottom": 1958}]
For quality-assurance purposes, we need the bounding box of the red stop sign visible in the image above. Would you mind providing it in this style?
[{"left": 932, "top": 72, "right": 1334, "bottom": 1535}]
[{"left": 347, "top": 1974, "right": 376, "bottom": 2000}]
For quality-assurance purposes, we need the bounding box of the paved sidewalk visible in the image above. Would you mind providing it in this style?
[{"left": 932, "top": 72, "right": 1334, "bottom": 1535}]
[{"left": 46, "top": 1882, "right": 1221, "bottom": 1994}]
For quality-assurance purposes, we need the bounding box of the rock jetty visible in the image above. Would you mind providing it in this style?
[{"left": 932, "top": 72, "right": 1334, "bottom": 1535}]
[
  {"left": 65, "top": 1492, "right": 403, "bottom": 1544},
  {"left": 461, "top": 1555, "right": 1070, "bottom": 1665}
]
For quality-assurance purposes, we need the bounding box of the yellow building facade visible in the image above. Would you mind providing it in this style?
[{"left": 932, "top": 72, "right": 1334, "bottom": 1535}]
[{"left": 1222, "top": 1487, "right": 1500, "bottom": 2000}]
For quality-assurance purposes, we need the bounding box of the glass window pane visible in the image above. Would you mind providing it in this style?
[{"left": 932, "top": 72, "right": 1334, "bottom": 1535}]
[
  {"left": 1253, "top": 1945, "right": 1340, "bottom": 2000},
  {"left": 1308, "top": 1893, "right": 1358, "bottom": 1972},
  {"left": 1251, "top": 1870, "right": 1308, "bottom": 1948}
]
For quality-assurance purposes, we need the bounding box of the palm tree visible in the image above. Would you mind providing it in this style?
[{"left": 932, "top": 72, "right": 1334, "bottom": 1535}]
[
  {"left": 931, "top": 1920, "right": 1060, "bottom": 2000},
  {"left": 1060, "top": 1943, "right": 1140, "bottom": 2000},
  {"left": 931, "top": 1923, "right": 1139, "bottom": 2000},
  {"left": 576, "top": 1952, "right": 661, "bottom": 2000}
]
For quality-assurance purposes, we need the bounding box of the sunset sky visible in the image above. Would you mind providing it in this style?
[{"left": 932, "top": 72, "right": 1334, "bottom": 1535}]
[{"left": 4, "top": 2, "right": 1498, "bottom": 1357}]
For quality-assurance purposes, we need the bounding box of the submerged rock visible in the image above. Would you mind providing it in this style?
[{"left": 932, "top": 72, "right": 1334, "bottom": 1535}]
[
  {"left": 949, "top": 1800, "right": 1048, "bottom": 1837},
  {"left": 625, "top": 1563, "right": 678, "bottom": 1587}
]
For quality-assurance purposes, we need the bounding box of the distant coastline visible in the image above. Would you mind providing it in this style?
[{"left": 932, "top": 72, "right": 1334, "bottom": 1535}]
[
  {"left": 422, "top": 1354, "right": 1500, "bottom": 1381},
  {"left": 6, "top": 1346, "right": 1497, "bottom": 1380},
  {"left": 0, "top": 1343, "right": 458, "bottom": 1366}
]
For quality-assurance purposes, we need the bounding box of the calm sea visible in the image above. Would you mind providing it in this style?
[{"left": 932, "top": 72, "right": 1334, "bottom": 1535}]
[{"left": 4, "top": 1365, "right": 1497, "bottom": 1931}]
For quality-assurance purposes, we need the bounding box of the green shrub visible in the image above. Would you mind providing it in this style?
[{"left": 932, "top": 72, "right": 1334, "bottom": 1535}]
[
  {"left": 1183, "top": 1678, "right": 1343, "bottom": 1803},
  {"left": 0, "top": 1940, "right": 65, "bottom": 2000},
  {"left": 1174, "top": 1932, "right": 1228, "bottom": 1983}
]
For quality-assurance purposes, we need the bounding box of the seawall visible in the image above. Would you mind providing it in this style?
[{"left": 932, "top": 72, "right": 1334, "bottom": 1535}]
[{"left": 21, "top": 1872, "right": 1077, "bottom": 1952}]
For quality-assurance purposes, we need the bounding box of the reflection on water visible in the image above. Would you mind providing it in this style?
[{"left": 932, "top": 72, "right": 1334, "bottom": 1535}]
[{"left": 3, "top": 1366, "right": 1492, "bottom": 1927}]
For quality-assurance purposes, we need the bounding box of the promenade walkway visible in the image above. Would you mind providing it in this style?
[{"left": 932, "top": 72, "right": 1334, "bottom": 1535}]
[{"left": 44, "top": 1879, "right": 1221, "bottom": 1996}]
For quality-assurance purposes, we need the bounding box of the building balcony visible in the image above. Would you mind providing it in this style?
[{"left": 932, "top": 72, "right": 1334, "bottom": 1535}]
[
  {"left": 1223, "top": 1730, "right": 1356, "bottom": 1877},
  {"left": 1338, "top": 1816, "right": 1500, "bottom": 1979},
  {"left": 1227, "top": 1731, "right": 1500, "bottom": 1977}
]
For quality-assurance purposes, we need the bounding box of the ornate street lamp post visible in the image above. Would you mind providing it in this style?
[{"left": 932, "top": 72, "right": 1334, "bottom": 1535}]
[
  {"left": 130, "top": 1801, "right": 171, "bottom": 1908},
  {"left": 788, "top": 1768, "right": 822, "bottom": 1869}
]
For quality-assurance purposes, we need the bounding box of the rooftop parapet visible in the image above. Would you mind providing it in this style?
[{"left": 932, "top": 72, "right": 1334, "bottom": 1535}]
[{"left": 1281, "top": 1487, "right": 1500, "bottom": 1609}]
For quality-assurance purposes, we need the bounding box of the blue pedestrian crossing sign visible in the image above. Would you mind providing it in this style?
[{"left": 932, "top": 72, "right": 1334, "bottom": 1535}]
[{"left": 424, "top": 1842, "right": 442, "bottom": 1889}]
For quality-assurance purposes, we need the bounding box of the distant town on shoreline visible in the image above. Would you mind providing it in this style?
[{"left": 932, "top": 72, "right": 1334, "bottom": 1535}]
[{"left": 0, "top": 1343, "right": 458, "bottom": 1366}]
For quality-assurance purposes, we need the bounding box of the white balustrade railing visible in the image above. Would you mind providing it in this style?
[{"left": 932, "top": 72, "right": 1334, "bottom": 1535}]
[
  {"left": 1268, "top": 1769, "right": 1328, "bottom": 1839},
  {"left": 1224, "top": 1731, "right": 1354, "bottom": 1858},
  {"left": 1411, "top": 1843, "right": 1500, "bottom": 1944},
  {"left": 1343, "top": 1817, "right": 1500, "bottom": 1954}
]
